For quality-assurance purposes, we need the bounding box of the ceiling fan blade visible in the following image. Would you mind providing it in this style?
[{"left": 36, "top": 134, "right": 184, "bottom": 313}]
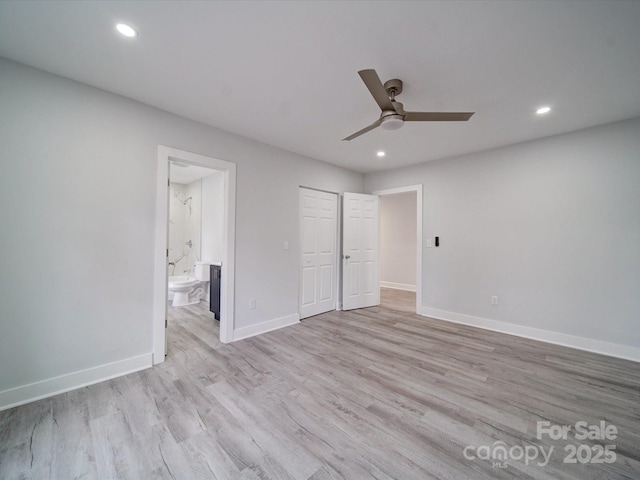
[
  {"left": 358, "top": 69, "right": 395, "bottom": 112},
  {"left": 342, "top": 118, "right": 383, "bottom": 141},
  {"left": 404, "top": 111, "right": 474, "bottom": 122}
]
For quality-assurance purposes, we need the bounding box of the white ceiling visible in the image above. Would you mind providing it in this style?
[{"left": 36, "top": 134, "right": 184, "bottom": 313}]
[{"left": 1, "top": 1, "right": 639, "bottom": 173}]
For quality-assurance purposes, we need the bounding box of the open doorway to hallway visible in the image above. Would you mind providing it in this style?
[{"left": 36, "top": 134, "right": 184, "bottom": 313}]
[{"left": 375, "top": 185, "right": 423, "bottom": 314}]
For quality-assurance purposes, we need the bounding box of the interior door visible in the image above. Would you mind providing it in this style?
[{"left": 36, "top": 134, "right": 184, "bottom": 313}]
[
  {"left": 342, "top": 192, "right": 380, "bottom": 310},
  {"left": 299, "top": 188, "right": 338, "bottom": 319}
]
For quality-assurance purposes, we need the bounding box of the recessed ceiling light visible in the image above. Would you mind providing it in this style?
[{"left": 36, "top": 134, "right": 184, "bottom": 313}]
[
  {"left": 116, "top": 23, "right": 137, "bottom": 38},
  {"left": 377, "top": 151, "right": 386, "bottom": 157},
  {"left": 536, "top": 106, "right": 551, "bottom": 115}
]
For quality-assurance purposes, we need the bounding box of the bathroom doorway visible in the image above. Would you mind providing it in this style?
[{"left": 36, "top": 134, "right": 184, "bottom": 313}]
[
  {"left": 154, "top": 146, "right": 236, "bottom": 364},
  {"left": 167, "top": 163, "right": 222, "bottom": 304}
]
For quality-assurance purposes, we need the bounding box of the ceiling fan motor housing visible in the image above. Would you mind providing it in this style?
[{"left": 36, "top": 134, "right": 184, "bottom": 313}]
[{"left": 383, "top": 78, "right": 403, "bottom": 98}]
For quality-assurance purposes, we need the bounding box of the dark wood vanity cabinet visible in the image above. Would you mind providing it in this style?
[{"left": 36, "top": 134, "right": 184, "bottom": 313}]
[{"left": 209, "top": 264, "right": 221, "bottom": 321}]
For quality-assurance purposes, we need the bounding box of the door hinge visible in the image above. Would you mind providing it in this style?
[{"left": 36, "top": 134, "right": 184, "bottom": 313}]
[
  {"left": 166, "top": 249, "right": 169, "bottom": 257},
  {"left": 165, "top": 319, "right": 168, "bottom": 328},
  {"left": 168, "top": 179, "right": 170, "bottom": 187}
]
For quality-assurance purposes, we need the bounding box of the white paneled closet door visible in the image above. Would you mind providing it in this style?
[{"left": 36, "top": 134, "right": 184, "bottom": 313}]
[
  {"left": 299, "top": 188, "right": 338, "bottom": 319},
  {"left": 342, "top": 192, "right": 380, "bottom": 311}
]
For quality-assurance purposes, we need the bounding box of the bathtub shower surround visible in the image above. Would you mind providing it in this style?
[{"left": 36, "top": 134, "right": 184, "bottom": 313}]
[
  {"left": 169, "top": 181, "right": 202, "bottom": 276},
  {"left": 168, "top": 170, "right": 225, "bottom": 306}
]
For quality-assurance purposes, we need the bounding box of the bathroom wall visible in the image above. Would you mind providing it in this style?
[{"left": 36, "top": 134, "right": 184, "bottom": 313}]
[{"left": 201, "top": 171, "right": 225, "bottom": 265}]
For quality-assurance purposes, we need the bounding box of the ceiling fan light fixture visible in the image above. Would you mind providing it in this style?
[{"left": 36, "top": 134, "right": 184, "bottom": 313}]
[{"left": 380, "top": 114, "right": 404, "bottom": 131}]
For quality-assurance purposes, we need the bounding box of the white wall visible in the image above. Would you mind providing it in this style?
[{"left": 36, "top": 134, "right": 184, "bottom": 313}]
[
  {"left": 366, "top": 118, "right": 640, "bottom": 358},
  {"left": 201, "top": 172, "right": 225, "bottom": 265},
  {"left": 380, "top": 192, "right": 417, "bottom": 291},
  {"left": 0, "top": 57, "right": 363, "bottom": 409}
]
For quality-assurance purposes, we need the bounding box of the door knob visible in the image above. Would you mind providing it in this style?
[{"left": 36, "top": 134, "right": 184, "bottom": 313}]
[{"left": 344, "top": 255, "right": 350, "bottom": 259}]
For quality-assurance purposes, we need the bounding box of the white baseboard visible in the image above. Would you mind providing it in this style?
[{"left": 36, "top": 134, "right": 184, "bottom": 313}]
[
  {"left": 419, "top": 307, "right": 640, "bottom": 363},
  {"left": 380, "top": 281, "right": 416, "bottom": 292},
  {"left": 233, "top": 313, "right": 300, "bottom": 341},
  {"left": 0, "top": 353, "right": 153, "bottom": 412}
]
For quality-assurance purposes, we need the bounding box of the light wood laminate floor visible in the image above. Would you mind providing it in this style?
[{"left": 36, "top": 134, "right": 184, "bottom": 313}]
[
  {"left": 1, "top": 302, "right": 639, "bottom": 479},
  {"left": 380, "top": 287, "right": 416, "bottom": 313}
]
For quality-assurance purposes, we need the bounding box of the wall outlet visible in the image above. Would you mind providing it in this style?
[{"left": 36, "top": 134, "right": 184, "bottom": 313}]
[
  {"left": 249, "top": 298, "right": 256, "bottom": 310},
  {"left": 491, "top": 296, "right": 499, "bottom": 306}
]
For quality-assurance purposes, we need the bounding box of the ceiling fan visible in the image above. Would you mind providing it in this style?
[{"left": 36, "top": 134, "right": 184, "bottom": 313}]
[{"left": 343, "top": 69, "right": 474, "bottom": 141}]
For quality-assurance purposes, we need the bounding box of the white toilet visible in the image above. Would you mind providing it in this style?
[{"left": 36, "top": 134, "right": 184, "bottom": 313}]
[{"left": 168, "top": 262, "right": 210, "bottom": 307}]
